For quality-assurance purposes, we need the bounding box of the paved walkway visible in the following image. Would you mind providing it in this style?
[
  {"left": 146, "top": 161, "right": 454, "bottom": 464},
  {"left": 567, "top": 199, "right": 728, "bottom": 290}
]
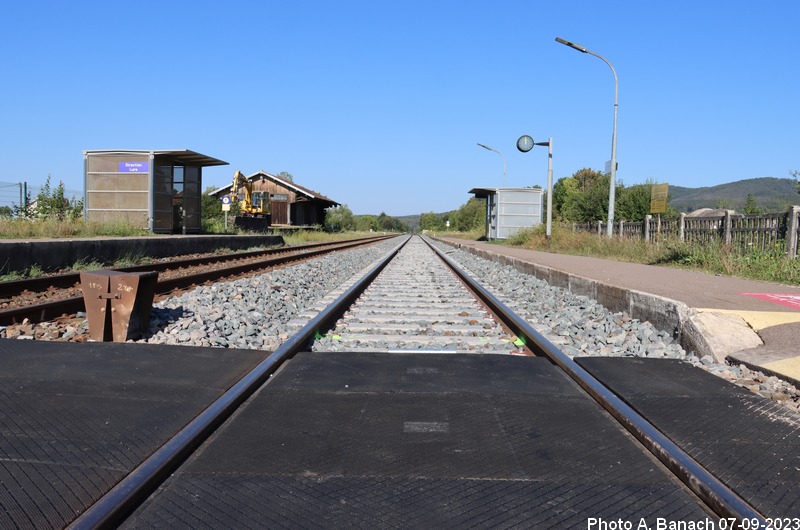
[{"left": 441, "top": 237, "right": 800, "bottom": 385}]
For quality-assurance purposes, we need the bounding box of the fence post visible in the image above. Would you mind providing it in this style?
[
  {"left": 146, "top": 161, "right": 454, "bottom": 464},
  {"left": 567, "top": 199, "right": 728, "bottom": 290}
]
[
  {"left": 645, "top": 215, "right": 651, "bottom": 242},
  {"left": 723, "top": 210, "right": 732, "bottom": 246},
  {"left": 787, "top": 205, "right": 800, "bottom": 259},
  {"left": 679, "top": 213, "right": 686, "bottom": 242},
  {"left": 597, "top": 221, "right": 603, "bottom": 236}
]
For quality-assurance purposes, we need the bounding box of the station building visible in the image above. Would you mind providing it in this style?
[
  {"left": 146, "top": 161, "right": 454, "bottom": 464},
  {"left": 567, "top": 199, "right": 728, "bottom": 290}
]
[
  {"left": 83, "top": 149, "right": 228, "bottom": 234},
  {"left": 208, "top": 170, "right": 339, "bottom": 227}
]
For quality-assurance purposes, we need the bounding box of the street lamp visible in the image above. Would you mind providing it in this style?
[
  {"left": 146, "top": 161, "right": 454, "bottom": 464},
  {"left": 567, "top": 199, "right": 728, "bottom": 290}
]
[
  {"left": 555, "top": 36, "right": 618, "bottom": 238},
  {"left": 476, "top": 143, "right": 507, "bottom": 188},
  {"left": 517, "top": 135, "right": 553, "bottom": 238}
]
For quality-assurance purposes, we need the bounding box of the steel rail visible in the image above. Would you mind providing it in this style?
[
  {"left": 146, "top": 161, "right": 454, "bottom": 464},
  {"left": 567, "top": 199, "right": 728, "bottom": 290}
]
[
  {"left": 67, "top": 235, "right": 411, "bottom": 529},
  {"left": 425, "top": 236, "right": 766, "bottom": 524},
  {"left": 0, "top": 236, "right": 395, "bottom": 326}
]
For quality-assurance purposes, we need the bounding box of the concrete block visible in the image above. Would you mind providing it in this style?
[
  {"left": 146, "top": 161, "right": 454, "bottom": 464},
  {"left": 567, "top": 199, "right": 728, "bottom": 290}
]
[
  {"left": 595, "top": 283, "right": 630, "bottom": 314},
  {"left": 682, "top": 311, "right": 763, "bottom": 364},
  {"left": 569, "top": 275, "right": 596, "bottom": 299},
  {"left": 629, "top": 291, "right": 685, "bottom": 342}
]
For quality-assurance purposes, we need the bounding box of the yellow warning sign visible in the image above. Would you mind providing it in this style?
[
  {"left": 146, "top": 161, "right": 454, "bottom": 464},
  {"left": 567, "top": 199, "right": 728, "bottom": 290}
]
[{"left": 650, "top": 184, "right": 669, "bottom": 214}]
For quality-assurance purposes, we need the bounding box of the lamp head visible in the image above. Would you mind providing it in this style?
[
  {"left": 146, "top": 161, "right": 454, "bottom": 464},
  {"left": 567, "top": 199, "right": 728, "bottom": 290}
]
[{"left": 555, "top": 37, "right": 588, "bottom": 53}]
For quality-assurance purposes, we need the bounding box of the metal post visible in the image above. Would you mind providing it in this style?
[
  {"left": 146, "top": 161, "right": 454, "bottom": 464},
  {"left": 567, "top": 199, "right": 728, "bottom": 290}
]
[
  {"left": 609, "top": 70, "right": 618, "bottom": 238},
  {"left": 546, "top": 138, "right": 553, "bottom": 238}
]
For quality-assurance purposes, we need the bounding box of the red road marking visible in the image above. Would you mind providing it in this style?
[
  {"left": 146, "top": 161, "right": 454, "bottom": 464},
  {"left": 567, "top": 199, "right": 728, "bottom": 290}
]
[{"left": 740, "top": 293, "right": 800, "bottom": 311}]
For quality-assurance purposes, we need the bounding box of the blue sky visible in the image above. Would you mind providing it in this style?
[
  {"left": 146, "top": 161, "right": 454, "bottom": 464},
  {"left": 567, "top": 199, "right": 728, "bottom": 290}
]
[{"left": 2, "top": 1, "right": 798, "bottom": 216}]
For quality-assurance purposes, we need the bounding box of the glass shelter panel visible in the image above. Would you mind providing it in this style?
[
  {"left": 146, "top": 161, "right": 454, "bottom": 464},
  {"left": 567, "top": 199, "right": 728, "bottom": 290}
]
[
  {"left": 152, "top": 163, "right": 173, "bottom": 232},
  {"left": 182, "top": 166, "right": 201, "bottom": 233}
]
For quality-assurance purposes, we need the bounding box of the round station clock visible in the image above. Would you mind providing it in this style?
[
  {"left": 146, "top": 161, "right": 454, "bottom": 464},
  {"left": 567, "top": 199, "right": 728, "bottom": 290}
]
[{"left": 517, "top": 135, "right": 534, "bottom": 153}]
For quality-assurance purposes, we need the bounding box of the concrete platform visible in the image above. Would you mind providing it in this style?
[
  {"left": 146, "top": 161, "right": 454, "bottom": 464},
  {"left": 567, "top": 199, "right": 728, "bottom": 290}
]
[
  {"left": 578, "top": 357, "right": 800, "bottom": 517},
  {"left": 441, "top": 237, "right": 800, "bottom": 385},
  {"left": 0, "top": 234, "right": 284, "bottom": 274},
  {"left": 0, "top": 338, "right": 264, "bottom": 530},
  {"left": 123, "top": 352, "right": 712, "bottom": 528}
]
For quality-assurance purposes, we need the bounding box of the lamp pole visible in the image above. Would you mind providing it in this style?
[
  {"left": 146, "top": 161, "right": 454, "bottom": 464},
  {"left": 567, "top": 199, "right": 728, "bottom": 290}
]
[
  {"left": 555, "top": 37, "right": 618, "bottom": 238},
  {"left": 477, "top": 143, "right": 507, "bottom": 188}
]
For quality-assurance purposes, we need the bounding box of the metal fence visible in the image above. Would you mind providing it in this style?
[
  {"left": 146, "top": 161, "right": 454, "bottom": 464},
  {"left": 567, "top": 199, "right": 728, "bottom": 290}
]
[
  {"left": 0, "top": 181, "right": 83, "bottom": 214},
  {"left": 0, "top": 182, "right": 24, "bottom": 211},
  {"left": 572, "top": 206, "right": 800, "bottom": 259}
]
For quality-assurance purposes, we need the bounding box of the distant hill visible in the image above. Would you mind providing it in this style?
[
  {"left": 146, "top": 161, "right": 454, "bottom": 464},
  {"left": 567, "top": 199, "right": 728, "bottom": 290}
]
[
  {"left": 669, "top": 177, "right": 798, "bottom": 213},
  {"left": 395, "top": 214, "right": 422, "bottom": 231}
]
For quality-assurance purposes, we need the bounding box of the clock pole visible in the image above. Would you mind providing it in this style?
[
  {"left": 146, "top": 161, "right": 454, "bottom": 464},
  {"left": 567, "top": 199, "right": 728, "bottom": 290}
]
[{"left": 517, "top": 135, "right": 554, "bottom": 239}]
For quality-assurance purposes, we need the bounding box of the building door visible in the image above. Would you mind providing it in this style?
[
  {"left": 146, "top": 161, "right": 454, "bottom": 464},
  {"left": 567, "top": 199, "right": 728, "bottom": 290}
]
[{"left": 271, "top": 194, "right": 289, "bottom": 224}]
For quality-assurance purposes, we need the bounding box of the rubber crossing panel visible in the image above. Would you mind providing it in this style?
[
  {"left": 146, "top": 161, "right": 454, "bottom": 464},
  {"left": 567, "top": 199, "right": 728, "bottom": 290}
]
[
  {"left": 577, "top": 357, "right": 800, "bottom": 518},
  {"left": 0, "top": 338, "right": 264, "bottom": 530},
  {"left": 124, "top": 352, "right": 712, "bottom": 528}
]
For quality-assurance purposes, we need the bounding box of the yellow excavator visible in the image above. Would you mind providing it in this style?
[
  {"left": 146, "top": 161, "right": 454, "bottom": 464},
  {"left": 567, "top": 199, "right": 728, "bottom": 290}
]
[{"left": 231, "top": 170, "right": 269, "bottom": 217}]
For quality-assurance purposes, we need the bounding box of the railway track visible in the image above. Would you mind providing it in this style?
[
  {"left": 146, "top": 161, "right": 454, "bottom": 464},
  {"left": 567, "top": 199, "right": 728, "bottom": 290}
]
[
  {"left": 67, "top": 235, "right": 773, "bottom": 528},
  {"left": 0, "top": 235, "right": 391, "bottom": 326},
  {"left": 313, "top": 236, "right": 524, "bottom": 353}
]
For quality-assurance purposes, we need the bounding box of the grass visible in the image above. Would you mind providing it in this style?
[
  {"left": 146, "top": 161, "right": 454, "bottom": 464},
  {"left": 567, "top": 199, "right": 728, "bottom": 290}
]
[
  {"left": 0, "top": 218, "right": 152, "bottom": 238},
  {"left": 281, "top": 230, "right": 382, "bottom": 245},
  {"left": 473, "top": 223, "right": 800, "bottom": 286}
]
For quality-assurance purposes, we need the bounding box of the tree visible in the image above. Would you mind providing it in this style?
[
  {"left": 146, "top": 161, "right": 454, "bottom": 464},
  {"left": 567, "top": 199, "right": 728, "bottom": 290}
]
[
  {"left": 0, "top": 206, "right": 12, "bottom": 218},
  {"left": 616, "top": 183, "right": 652, "bottom": 222},
  {"left": 743, "top": 194, "right": 763, "bottom": 214},
  {"left": 419, "top": 212, "right": 446, "bottom": 231},
  {"left": 278, "top": 171, "right": 294, "bottom": 182},
  {"left": 578, "top": 173, "right": 612, "bottom": 222},
  {"left": 450, "top": 198, "right": 485, "bottom": 231},
  {"left": 552, "top": 176, "right": 581, "bottom": 221},
  {"left": 573, "top": 167, "right": 605, "bottom": 192},
  {"left": 17, "top": 176, "right": 83, "bottom": 221},
  {"left": 551, "top": 168, "right": 607, "bottom": 222},
  {"left": 201, "top": 187, "right": 225, "bottom": 222},
  {"left": 354, "top": 214, "right": 378, "bottom": 231},
  {"left": 324, "top": 205, "right": 356, "bottom": 232},
  {"left": 715, "top": 198, "right": 735, "bottom": 210},
  {"left": 791, "top": 170, "right": 799, "bottom": 195},
  {"left": 376, "top": 212, "right": 408, "bottom": 232}
]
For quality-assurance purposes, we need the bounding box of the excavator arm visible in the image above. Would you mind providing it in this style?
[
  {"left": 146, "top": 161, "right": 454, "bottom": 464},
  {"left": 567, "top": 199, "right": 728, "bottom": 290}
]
[{"left": 231, "top": 170, "right": 268, "bottom": 216}]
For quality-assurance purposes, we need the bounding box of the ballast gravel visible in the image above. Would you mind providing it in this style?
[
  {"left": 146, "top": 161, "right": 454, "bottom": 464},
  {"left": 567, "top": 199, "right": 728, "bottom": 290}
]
[{"left": 2, "top": 236, "right": 797, "bottom": 411}]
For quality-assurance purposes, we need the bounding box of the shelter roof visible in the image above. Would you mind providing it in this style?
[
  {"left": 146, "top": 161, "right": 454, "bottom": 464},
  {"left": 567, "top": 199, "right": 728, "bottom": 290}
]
[{"left": 83, "top": 149, "right": 228, "bottom": 167}]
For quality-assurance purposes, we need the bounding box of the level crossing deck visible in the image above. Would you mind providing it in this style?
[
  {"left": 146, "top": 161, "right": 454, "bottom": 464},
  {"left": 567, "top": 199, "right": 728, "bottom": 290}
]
[
  {"left": 122, "top": 351, "right": 711, "bottom": 528},
  {"left": 2, "top": 341, "right": 799, "bottom": 528}
]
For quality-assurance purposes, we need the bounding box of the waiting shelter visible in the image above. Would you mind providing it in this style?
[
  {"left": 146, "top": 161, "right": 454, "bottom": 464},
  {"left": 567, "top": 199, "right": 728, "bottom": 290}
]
[
  {"left": 83, "top": 149, "right": 228, "bottom": 234},
  {"left": 469, "top": 187, "right": 543, "bottom": 240}
]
